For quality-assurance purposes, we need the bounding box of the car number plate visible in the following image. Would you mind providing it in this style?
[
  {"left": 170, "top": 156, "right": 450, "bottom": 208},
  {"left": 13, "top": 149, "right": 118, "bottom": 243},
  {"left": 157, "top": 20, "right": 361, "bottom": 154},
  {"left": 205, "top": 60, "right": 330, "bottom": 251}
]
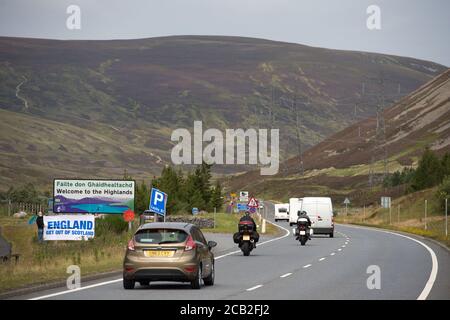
[
  {"left": 144, "top": 250, "right": 174, "bottom": 257},
  {"left": 243, "top": 235, "right": 250, "bottom": 241},
  {"left": 300, "top": 231, "right": 306, "bottom": 235}
]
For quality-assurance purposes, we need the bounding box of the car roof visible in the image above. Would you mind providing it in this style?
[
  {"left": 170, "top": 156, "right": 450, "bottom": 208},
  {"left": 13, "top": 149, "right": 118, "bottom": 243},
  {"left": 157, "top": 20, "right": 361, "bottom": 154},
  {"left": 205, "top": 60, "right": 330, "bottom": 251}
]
[{"left": 137, "top": 222, "right": 193, "bottom": 232}]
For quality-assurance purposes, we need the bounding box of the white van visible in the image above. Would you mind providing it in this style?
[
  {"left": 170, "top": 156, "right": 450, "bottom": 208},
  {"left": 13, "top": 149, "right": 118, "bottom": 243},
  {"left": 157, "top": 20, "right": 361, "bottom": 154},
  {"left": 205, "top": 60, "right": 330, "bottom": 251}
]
[
  {"left": 274, "top": 203, "right": 289, "bottom": 222},
  {"left": 289, "top": 198, "right": 303, "bottom": 226},
  {"left": 300, "top": 197, "right": 334, "bottom": 237}
]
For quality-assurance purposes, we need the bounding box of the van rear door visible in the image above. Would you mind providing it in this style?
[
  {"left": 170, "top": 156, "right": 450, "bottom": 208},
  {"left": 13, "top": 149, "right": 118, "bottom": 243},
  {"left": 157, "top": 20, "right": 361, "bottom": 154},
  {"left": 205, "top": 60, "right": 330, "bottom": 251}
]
[{"left": 315, "top": 202, "right": 332, "bottom": 229}]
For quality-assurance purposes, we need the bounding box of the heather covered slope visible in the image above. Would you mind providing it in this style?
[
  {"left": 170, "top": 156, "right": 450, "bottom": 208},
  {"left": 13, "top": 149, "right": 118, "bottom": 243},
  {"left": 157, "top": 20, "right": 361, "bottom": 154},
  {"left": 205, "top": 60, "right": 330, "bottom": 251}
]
[
  {"left": 0, "top": 36, "right": 446, "bottom": 188},
  {"left": 226, "top": 69, "right": 450, "bottom": 201}
]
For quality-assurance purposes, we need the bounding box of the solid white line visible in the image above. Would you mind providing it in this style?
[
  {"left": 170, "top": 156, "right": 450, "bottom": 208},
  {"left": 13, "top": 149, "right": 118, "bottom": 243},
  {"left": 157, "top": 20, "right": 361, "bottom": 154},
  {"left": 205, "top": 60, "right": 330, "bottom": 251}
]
[
  {"left": 319, "top": 257, "right": 326, "bottom": 261},
  {"left": 303, "top": 264, "right": 312, "bottom": 269},
  {"left": 30, "top": 209, "right": 291, "bottom": 300},
  {"left": 339, "top": 224, "right": 438, "bottom": 300},
  {"left": 280, "top": 273, "right": 292, "bottom": 278},
  {"left": 29, "top": 279, "right": 122, "bottom": 300},
  {"left": 246, "top": 284, "right": 263, "bottom": 291}
]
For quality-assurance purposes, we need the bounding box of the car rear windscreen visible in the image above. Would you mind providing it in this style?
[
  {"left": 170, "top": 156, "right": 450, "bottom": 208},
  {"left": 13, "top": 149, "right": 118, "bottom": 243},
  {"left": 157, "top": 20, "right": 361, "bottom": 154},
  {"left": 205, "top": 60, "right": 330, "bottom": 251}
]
[
  {"left": 134, "top": 228, "right": 188, "bottom": 244},
  {"left": 278, "top": 208, "right": 287, "bottom": 212}
]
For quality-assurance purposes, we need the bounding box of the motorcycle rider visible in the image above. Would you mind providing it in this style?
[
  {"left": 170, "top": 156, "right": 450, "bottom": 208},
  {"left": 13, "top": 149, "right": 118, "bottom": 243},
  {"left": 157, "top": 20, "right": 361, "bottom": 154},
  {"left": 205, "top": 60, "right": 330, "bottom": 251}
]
[
  {"left": 239, "top": 210, "right": 257, "bottom": 230},
  {"left": 296, "top": 210, "right": 312, "bottom": 240},
  {"left": 238, "top": 210, "right": 259, "bottom": 247}
]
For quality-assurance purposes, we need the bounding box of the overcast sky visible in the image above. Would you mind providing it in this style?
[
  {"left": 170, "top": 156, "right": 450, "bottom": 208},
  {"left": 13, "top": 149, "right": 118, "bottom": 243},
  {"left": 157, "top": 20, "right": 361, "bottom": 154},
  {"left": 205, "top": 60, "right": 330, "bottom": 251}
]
[{"left": 0, "top": 0, "right": 448, "bottom": 66}]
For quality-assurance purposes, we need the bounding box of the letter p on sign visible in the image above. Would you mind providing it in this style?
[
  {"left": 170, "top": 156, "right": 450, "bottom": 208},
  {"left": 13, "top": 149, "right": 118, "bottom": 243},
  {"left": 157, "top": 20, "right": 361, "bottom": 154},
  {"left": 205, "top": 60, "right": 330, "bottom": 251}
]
[{"left": 150, "top": 188, "right": 168, "bottom": 216}]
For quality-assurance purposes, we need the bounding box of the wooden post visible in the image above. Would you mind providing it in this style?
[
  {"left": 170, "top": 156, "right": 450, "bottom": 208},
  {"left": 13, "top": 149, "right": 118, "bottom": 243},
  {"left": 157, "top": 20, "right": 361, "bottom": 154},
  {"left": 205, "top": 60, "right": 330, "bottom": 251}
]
[{"left": 424, "top": 200, "right": 428, "bottom": 230}]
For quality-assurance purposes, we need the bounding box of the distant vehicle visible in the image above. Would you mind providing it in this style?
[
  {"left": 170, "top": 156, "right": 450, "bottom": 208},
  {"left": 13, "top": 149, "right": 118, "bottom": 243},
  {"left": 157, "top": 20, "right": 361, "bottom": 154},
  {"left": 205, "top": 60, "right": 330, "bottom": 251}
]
[
  {"left": 123, "top": 222, "right": 217, "bottom": 289},
  {"left": 274, "top": 203, "right": 289, "bottom": 222},
  {"left": 295, "top": 212, "right": 312, "bottom": 246},
  {"left": 300, "top": 197, "right": 334, "bottom": 237},
  {"left": 140, "top": 210, "right": 159, "bottom": 225},
  {"left": 289, "top": 198, "right": 303, "bottom": 226},
  {"left": 233, "top": 217, "right": 259, "bottom": 256}
]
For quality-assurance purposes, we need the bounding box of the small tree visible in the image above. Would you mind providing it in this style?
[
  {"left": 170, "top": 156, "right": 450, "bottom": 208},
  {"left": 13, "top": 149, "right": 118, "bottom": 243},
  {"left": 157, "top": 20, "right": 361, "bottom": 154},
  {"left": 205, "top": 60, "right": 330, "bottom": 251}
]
[
  {"left": 411, "top": 148, "right": 443, "bottom": 191},
  {"left": 441, "top": 152, "right": 450, "bottom": 178},
  {"left": 210, "top": 181, "right": 223, "bottom": 211},
  {"left": 436, "top": 176, "right": 450, "bottom": 210}
]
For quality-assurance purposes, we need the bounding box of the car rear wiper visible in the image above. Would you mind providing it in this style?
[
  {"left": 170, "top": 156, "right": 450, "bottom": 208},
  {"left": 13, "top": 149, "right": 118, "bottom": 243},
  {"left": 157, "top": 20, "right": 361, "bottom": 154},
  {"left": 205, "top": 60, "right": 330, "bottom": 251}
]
[{"left": 157, "top": 240, "right": 180, "bottom": 244}]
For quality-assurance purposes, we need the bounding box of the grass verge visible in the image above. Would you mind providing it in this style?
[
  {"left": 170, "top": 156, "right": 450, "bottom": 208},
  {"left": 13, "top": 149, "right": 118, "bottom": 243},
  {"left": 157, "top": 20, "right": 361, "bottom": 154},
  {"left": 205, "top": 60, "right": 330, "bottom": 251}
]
[{"left": 334, "top": 187, "right": 449, "bottom": 248}]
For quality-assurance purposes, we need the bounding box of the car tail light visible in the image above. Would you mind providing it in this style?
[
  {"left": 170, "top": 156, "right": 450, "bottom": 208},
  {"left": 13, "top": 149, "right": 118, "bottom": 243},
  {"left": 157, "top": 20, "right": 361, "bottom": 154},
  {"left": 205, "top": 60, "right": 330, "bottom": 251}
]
[
  {"left": 185, "top": 235, "right": 196, "bottom": 251},
  {"left": 184, "top": 266, "right": 196, "bottom": 272},
  {"left": 127, "top": 238, "right": 135, "bottom": 251}
]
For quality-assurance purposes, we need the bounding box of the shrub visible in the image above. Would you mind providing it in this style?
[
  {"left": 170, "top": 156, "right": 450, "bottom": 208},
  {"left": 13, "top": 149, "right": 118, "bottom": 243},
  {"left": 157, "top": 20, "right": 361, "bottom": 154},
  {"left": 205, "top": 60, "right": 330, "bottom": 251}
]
[
  {"left": 96, "top": 215, "right": 128, "bottom": 236},
  {"left": 436, "top": 176, "right": 450, "bottom": 210}
]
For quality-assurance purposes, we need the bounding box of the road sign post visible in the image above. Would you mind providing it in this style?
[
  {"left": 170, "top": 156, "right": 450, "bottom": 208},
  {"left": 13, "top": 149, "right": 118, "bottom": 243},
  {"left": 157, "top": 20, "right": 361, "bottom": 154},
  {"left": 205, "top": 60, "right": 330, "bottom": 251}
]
[
  {"left": 344, "top": 198, "right": 350, "bottom": 216},
  {"left": 150, "top": 188, "right": 168, "bottom": 222}
]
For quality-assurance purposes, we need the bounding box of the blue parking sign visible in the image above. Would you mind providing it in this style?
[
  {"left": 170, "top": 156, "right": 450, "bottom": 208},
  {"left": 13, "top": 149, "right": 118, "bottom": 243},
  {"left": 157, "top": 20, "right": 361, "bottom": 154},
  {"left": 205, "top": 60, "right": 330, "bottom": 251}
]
[
  {"left": 237, "top": 203, "right": 248, "bottom": 211},
  {"left": 150, "top": 188, "right": 168, "bottom": 216}
]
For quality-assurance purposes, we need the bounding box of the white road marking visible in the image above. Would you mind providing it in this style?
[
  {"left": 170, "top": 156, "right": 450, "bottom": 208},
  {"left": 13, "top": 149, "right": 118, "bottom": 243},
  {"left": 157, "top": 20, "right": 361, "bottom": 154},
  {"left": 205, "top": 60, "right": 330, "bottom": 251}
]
[
  {"left": 319, "top": 257, "right": 326, "bottom": 261},
  {"left": 330, "top": 252, "right": 336, "bottom": 256},
  {"left": 246, "top": 285, "right": 263, "bottom": 291},
  {"left": 28, "top": 279, "right": 122, "bottom": 300},
  {"left": 342, "top": 245, "right": 346, "bottom": 248},
  {"left": 303, "top": 264, "right": 312, "bottom": 269},
  {"left": 30, "top": 204, "right": 291, "bottom": 300},
  {"left": 280, "top": 273, "right": 292, "bottom": 278},
  {"left": 338, "top": 248, "right": 342, "bottom": 251},
  {"left": 339, "top": 224, "right": 438, "bottom": 300}
]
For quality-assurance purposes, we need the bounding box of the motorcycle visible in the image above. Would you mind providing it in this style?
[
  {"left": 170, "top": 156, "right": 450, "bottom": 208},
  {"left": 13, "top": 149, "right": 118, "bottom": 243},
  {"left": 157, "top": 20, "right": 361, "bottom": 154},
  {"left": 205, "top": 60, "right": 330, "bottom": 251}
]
[
  {"left": 233, "top": 220, "right": 259, "bottom": 256},
  {"left": 295, "top": 217, "right": 312, "bottom": 246}
]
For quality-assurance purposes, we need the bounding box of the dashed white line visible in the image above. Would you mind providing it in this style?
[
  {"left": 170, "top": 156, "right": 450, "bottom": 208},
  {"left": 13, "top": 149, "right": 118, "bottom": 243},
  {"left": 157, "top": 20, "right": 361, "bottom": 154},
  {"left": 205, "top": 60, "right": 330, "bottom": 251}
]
[
  {"left": 303, "top": 264, "right": 312, "bottom": 269},
  {"left": 342, "top": 245, "right": 346, "bottom": 248},
  {"left": 338, "top": 248, "right": 342, "bottom": 251},
  {"left": 280, "top": 273, "right": 292, "bottom": 278},
  {"left": 330, "top": 252, "right": 336, "bottom": 256},
  {"left": 319, "top": 257, "right": 326, "bottom": 261},
  {"left": 246, "top": 285, "right": 263, "bottom": 291}
]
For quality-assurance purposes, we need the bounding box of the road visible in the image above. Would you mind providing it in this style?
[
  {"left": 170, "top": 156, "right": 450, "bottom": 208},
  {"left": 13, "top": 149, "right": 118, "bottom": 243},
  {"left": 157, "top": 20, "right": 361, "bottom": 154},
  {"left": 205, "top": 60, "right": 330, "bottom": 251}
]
[{"left": 10, "top": 202, "right": 450, "bottom": 300}]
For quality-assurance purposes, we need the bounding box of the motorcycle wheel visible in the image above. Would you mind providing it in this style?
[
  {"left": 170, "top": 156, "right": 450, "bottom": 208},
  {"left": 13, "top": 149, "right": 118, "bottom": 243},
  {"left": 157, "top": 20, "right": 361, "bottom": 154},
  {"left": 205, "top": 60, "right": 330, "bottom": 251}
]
[
  {"left": 241, "top": 242, "right": 251, "bottom": 256},
  {"left": 300, "top": 236, "right": 307, "bottom": 246}
]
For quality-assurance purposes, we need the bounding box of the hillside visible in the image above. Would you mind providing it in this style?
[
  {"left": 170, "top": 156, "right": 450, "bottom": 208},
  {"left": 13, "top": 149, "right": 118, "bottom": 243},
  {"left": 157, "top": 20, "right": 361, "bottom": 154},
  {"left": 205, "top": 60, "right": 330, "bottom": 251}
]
[
  {"left": 226, "top": 69, "right": 450, "bottom": 202},
  {"left": 0, "top": 36, "right": 447, "bottom": 189}
]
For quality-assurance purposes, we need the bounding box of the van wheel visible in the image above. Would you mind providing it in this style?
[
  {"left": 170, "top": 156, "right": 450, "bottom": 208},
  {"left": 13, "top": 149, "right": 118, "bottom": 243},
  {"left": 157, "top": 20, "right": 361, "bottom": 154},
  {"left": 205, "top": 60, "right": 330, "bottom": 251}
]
[
  {"left": 123, "top": 278, "right": 135, "bottom": 290},
  {"left": 275, "top": 219, "right": 278, "bottom": 222},
  {"left": 329, "top": 232, "right": 334, "bottom": 238},
  {"left": 191, "top": 265, "right": 202, "bottom": 289},
  {"left": 203, "top": 263, "right": 214, "bottom": 286}
]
